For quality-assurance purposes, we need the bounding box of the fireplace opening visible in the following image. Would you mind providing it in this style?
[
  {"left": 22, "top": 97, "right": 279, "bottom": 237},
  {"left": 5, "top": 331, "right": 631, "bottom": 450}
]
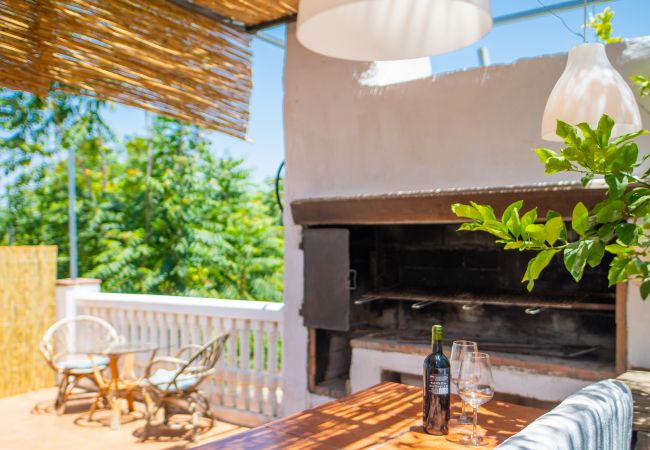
[{"left": 304, "top": 223, "right": 618, "bottom": 398}]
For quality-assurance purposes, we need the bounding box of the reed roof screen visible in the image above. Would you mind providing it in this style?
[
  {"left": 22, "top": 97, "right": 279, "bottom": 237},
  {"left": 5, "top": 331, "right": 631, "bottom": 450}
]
[{"left": 0, "top": 0, "right": 252, "bottom": 138}]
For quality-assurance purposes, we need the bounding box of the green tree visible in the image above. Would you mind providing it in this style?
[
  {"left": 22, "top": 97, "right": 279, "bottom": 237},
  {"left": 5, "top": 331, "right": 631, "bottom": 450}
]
[{"left": 0, "top": 90, "right": 283, "bottom": 301}]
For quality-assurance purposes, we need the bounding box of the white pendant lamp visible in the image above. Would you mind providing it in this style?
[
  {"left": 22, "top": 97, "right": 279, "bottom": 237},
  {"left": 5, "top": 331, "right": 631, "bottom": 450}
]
[
  {"left": 296, "top": 0, "right": 492, "bottom": 61},
  {"left": 541, "top": 43, "right": 642, "bottom": 141}
]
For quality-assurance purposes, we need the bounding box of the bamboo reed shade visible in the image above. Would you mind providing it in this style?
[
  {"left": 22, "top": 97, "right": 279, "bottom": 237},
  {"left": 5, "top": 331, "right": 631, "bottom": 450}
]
[
  {"left": 0, "top": 246, "right": 57, "bottom": 398},
  {"left": 0, "top": 0, "right": 252, "bottom": 139},
  {"left": 190, "top": 0, "right": 298, "bottom": 27}
]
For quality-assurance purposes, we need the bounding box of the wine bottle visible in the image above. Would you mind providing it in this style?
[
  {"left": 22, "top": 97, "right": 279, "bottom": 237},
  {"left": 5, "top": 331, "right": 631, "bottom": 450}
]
[{"left": 423, "top": 324, "right": 451, "bottom": 435}]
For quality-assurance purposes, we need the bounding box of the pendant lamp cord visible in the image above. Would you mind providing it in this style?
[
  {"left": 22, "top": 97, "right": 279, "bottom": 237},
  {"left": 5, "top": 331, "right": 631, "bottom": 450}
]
[{"left": 535, "top": 0, "right": 585, "bottom": 42}]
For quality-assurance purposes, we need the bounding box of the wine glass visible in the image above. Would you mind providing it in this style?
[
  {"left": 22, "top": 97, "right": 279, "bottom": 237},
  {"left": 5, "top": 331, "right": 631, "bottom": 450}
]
[
  {"left": 457, "top": 352, "right": 494, "bottom": 446},
  {"left": 450, "top": 340, "right": 478, "bottom": 424}
]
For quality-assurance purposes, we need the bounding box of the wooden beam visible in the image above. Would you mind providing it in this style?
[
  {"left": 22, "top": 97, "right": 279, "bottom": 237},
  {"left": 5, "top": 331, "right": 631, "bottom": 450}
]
[
  {"left": 165, "top": 0, "right": 246, "bottom": 30},
  {"left": 291, "top": 183, "right": 609, "bottom": 225},
  {"left": 246, "top": 14, "right": 297, "bottom": 33}
]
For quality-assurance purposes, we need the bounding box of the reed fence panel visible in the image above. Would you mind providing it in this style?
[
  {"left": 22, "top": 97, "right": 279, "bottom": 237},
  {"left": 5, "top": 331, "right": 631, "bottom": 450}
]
[{"left": 0, "top": 246, "right": 57, "bottom": 398}]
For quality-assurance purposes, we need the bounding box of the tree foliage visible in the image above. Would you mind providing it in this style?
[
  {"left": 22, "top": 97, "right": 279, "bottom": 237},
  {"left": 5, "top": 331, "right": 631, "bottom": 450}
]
[{"left": 0, "top": 89, "right": 283, "bottom": 301}]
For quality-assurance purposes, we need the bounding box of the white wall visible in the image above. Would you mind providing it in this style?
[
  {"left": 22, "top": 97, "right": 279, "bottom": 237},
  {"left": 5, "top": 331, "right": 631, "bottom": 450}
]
[
  {"left": 627, "top": 284, "right": 650, "bottom": 369},
  {"left": 282, "top": 24, "right": 650, "bottom": 413}
]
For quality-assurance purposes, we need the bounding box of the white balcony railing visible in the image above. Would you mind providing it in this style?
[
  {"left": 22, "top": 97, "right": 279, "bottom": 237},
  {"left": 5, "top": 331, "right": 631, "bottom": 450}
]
[{"left": 65, "top": 289, "right": 283, "bottom": 426}]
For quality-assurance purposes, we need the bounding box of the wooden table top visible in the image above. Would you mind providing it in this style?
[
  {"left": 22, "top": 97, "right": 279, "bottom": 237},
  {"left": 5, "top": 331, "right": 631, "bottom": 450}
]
[
  {"left": 617, "top": 370, "right": 650, "bottom": 432},
  {"left": 199, "top": 382, "right": 547, "bottom": 450}
]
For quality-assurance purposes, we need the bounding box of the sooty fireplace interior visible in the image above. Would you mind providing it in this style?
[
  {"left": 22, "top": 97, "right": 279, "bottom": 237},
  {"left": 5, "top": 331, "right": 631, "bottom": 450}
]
[{"left": 296, "top": 185, "right": 622, "bottom": 399}]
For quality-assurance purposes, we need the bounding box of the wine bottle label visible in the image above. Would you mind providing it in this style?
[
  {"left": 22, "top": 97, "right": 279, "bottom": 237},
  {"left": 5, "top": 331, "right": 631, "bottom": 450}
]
[{"left": 429, "top": 369, "right": 449, "bottom": 395}]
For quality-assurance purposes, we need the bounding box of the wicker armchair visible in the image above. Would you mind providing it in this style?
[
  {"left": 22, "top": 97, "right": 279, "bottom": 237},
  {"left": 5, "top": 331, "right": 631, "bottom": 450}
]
[
  {"left": 40, "top": 315, "right": 122, "bottom": 414},
  {"left": 140, "top": 333, "right": 229, "bottom": 442}
]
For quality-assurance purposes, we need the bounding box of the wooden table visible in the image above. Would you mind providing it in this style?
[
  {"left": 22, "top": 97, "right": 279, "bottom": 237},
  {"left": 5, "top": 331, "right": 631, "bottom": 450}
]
[
  {"left": 617, "top": 370, "right": 650, "bottom": 433},
  {"left": 199, "top": 382, "right": 547, "bottom": 449}
]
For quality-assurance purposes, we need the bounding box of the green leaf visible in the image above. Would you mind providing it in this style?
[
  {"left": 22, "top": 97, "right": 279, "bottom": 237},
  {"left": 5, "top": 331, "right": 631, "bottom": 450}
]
[
  {"left": 571, "top": 202, "right": 589, "bottom": 236},
  {"left": 577, "top": 122, "right": 598, "bottom": 142},
  {"left": 597, "top": 223, "right": 616, "bottom": 241},
  {"left": 629, "top": 195, "right": 650, "bottom": 217},
  {"left": 611, "top": 143, "right": 638, "bottom": 171},
  {"left": 544, "top": 156, "right": 573, "bottom": 174},
  {"left": 605, "top": 243, "right": 632, "bottom": 256},
  {"left": 478, "top": 220, "right": 511, "bottom": 240},
  {"left": 470, "top": 202, "right": 497, "bottom": 221},
  {"left": 506, "top": 208, "right": 522, "bottom": 238},
  {"left": 544, "top": 216, "right": 565, "bottom": 245},
  {"left": 604, "top": 173, "right": 628, "bottom": 199},
  {"left": 615, "top": 222, "right": 637, "bottom": 245},
  {"left": 547, "top": 210, "right": 567, "bottom": 241},
  {"left": 556, "top": 120, "right": 580, "bottom": 147},
  {"left": 563, "top": 241, "right": 590, "bottom": 282},
  {"left": 458, "top": 222, "right": 482, "bottom": 231},
  {"left": 611, "top": 129, "right": 648, "bottom": 146},
  {"left": 533, "top": 148, "right": 557, "bottom": 164},
  {"left": 525, "top": 224, "right": 546, "bottom": 243},
  {"left": 608, "top": 256, "right": 630, "bottom": 286},
  {"left": 641, "top": 280, "right": 650, "bottom": 300},
  {"left": 504, "top": 241, "right": 525, "bottom": 250},
  {"left": 451, "top": 203, "right": 482, "bottom": 221},
  {"left": 519, "top": 208, "right": 538, "bottom": 240},
  {"left": 596, "top": 114, "right": 615, "bottom": 147},
  {"left": 501, "top": 200, "right": 523, "bottom": 223},
  {"left": 522, "top": 249, "right": 558, "bottom": 291},
  {"left": 587, "top": 240, "right": 605, "bottom": 268},
  {"left": 595, "top": 199, "right": 625, "bottom": 224},
  {"left": 501, "top": 201, "right": 523, "bottom": 239},
  {"left": 624, "top": 187, "right": 650, "bottom": 204}
]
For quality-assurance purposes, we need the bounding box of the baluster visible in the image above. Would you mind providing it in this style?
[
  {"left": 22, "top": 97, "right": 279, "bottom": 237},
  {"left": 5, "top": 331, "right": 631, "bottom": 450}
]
[
  {"left": 156, "top": 313, "right": 170, "bottom": 355},
  {"left": 162, "top": 313, "right": 172, "bottom": 357},
  {"left": 199, "top": 315, "right": 210, "bottom": 344},
  {"left": 236, "top": 319, "right": 250, "bottom": 411},
  {"left": 126, "top": 308, "right": 136, "bottom": 342},
  {"left": 199, "top": 315, "right": 219, "bottom": 405},
  {"left": 144, "top": 311, "right": 155, "bottom": 346},
  {"left": 120, "top": 309, "right": 130, "bottom": 340},
  {"left": 251, "top": 320, "right": 264, "bottom": 414},
  {"left": 171, "top": 313, "right": 181, "bottom": 354},
  {"left": 222, "top": 318, "right": 236, "bottom": 408},
  {"left": 188, "top": 314, "right": 199, "bottom": 345},
  {"left": 135, "top": 310, "right": 147, "bottom": 371},
  {"left": 111, "top": 308, "right": 122, "bottom": 338},
  {"left": 179, "top": 314, "right": 190, "bottom": 349},
  {"left": 264, "top": 321, "right": 279, "bottom": 417}
]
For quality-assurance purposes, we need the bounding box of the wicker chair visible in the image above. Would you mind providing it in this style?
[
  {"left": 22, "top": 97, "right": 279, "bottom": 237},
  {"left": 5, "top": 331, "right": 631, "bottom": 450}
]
[
  {"left": 140, "top": 333, "right": 229, "bottom": 442},
  {"left": 40, "top": 315, "right": 122, "bottom": 414}
]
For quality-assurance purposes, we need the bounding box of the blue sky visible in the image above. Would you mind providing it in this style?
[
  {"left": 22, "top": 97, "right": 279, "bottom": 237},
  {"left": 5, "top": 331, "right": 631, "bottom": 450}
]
[{"left": 103, "top": 0, "right": 650, "bottom": 183}]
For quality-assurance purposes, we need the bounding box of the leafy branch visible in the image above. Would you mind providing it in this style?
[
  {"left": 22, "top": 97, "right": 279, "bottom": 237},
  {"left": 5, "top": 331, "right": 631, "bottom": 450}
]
[
  {"left": 632, "top": 75, "right": 650, "bottom": 98},
  {"left": 585, "top": 7, "right": 621, "bottom": 44},
  {"left": 452, "top": 115, "right": 650, "bottom": 297}
]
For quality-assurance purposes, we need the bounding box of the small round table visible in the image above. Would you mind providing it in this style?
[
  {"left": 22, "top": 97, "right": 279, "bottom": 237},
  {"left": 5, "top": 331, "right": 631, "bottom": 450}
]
[{"left": 87, "top": 341, "right": 160, "bottom": 430}]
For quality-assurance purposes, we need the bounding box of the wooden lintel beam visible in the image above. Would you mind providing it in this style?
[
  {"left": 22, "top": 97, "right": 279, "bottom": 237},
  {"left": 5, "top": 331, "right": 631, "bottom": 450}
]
[{"left": 291, "top": 183, "right": 610, "bottom": 225}]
